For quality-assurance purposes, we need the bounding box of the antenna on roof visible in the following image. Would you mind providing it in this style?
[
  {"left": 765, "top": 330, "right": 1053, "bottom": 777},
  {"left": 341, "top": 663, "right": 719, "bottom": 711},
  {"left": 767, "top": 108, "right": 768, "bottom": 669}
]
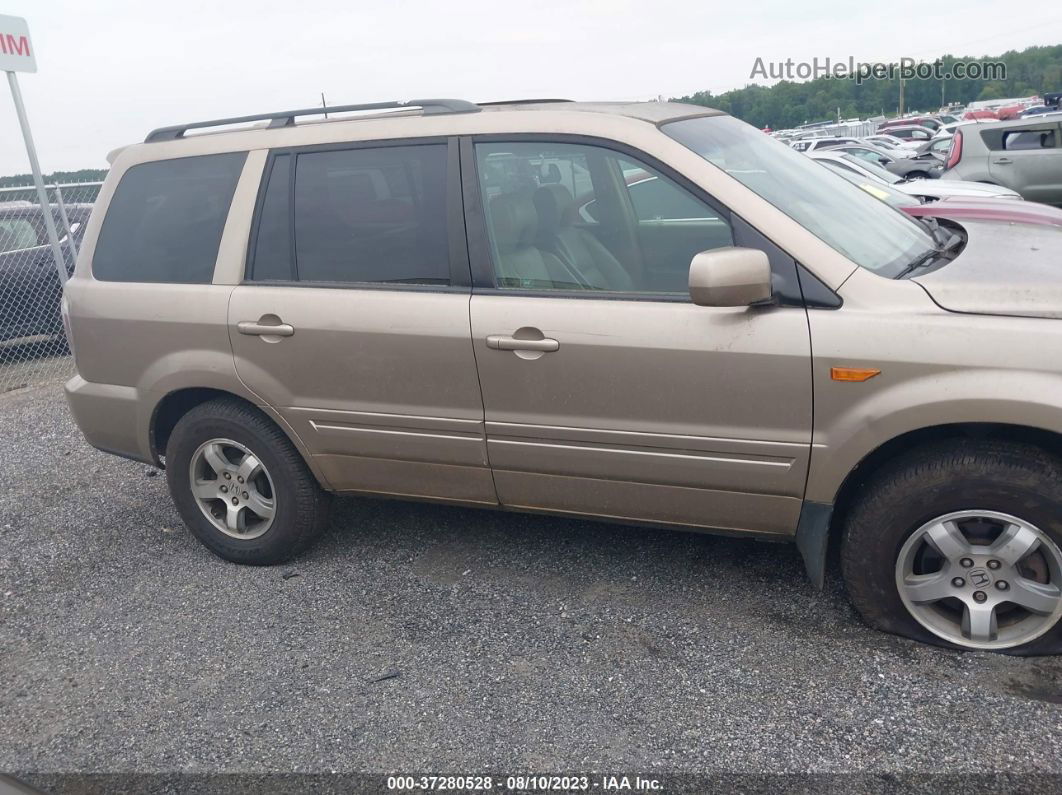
[{"left": 321, "top": 92, "right": 328, "bottom": 119}]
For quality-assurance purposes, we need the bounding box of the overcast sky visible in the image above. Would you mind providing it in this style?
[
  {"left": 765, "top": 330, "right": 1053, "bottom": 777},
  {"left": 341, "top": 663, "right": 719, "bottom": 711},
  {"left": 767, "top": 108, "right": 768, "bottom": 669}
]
[{"left": 1, "top": 0, "right": 1060, "bottom": 175}]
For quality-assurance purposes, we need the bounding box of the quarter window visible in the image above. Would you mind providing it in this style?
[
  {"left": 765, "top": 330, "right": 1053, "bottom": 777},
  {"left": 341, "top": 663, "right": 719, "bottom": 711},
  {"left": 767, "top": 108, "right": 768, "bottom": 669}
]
[
  {"left": 93, "top": 152, "right": 246, "bottom": 283},
  {"left": 1003, "top": 129, "right": 1057, "bottom": 150}
]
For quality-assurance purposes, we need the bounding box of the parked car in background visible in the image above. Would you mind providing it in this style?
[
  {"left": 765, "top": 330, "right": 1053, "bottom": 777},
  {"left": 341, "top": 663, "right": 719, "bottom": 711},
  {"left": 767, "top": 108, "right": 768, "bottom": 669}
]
[
  {"left": 820, "top": 161, "right": 1062, "bottom": 226},
  {"left": 821, "top": 144, "right": 941, "bottom": 180},
  {"left": 1019, "top": 106, "right": 1062, "bottom": 119},
  {"left": 0, "top": 202, "right": 90, "bottom": 345},
  {"left": 910, "top": 135, "right": 955, "bottom": 161},
  {"left": 810, "top": 150, "right": 1021, "bottom": 201},
  {"left": 864, "top": 134, "right": 919, "bottom": 154},
  {"left": 935, "top": 120, "right": 977, "bottom": 138},
  {"left": 878, "top": 116, "right": 943, "bottom": 133},
  {"left": 881, "top": 125, "right": 935, "bottom": 146},
  {"left": 995, "top": 104, "right": 1027, "bottom": 121},
  {"left": 943, "top": 117, "right": 1062, "bottom": 206},
  {"left": 964, "top": 109, "right": 999, "bottom": 121},
  {"left": 790, "top": 136, "right": 862, "bottom": 153}
]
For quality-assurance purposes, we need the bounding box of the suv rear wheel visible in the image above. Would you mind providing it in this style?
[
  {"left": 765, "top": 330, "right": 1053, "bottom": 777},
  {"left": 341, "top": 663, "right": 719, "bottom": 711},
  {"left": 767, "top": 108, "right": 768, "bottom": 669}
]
[
  {"left": 841, "top": 440, "right": 1062, "bottom": 654},
  {"left": 165, "top": 398, "right": 331, "bottom": 564}
]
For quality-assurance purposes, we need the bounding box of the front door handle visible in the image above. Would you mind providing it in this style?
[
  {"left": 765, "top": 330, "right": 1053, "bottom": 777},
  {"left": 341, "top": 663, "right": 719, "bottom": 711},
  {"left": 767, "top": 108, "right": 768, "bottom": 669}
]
[
  {"left": 486, "top": 335, "right": 559, "bottom": 352},
  {"left": 238, "top": 320, "right": 295, "bottom": 337},
  {"left": 993, "top": 157, "right": 1013, "bottom": 165}
]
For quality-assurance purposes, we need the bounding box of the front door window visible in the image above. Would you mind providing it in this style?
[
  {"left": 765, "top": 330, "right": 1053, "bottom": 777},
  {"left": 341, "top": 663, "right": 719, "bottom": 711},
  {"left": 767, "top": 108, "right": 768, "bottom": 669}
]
[{"left": 475, "top": 141, "right": 733, "bottom": 295}]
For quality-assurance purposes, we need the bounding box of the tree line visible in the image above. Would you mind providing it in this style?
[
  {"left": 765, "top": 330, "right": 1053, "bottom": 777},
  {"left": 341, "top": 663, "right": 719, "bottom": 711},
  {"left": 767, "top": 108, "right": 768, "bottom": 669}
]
[
  {"left": 671, "top": 44, "right": 1062, "bottom": 129},
  {"left": 3, "top": 46, "right": 1059, "bottom": 182},
  {"left": 0, "top": 168, "right": 108, "bottom": 188}
]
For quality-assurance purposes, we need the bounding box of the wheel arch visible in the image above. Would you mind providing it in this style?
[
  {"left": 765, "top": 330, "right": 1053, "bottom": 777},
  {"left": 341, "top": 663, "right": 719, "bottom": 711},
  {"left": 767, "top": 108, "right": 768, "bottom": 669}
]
[
  {"left": 826, "top": 422, "right": 1062, "bottom": 561},
  {"left": 148, "top": 387, "right": 332, "bottom": 489}
]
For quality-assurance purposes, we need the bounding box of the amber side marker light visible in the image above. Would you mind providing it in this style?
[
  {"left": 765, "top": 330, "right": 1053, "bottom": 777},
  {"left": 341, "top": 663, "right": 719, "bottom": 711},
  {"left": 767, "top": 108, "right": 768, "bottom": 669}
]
[{"left": 831, "top": 367, "right": 881, "bottom": 382}]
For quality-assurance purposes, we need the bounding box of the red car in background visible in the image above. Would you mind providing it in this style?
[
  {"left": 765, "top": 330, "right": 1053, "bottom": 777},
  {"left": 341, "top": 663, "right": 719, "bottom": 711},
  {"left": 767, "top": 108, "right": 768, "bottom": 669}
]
[
  {"left": 963, "top": 109, "right": 999, "bottom": 121},
  {"left": 877, "top": 116, "right": 942, "bottom": 132},
  {"left": 904, "top": 196, "right": 1062, "bottom": 226},
  {"left": 821, "top": 161, "right": 1062, "bottom": 227},
  {"left": 995, "top": 104, "right": 1026, "bottom": 121}
]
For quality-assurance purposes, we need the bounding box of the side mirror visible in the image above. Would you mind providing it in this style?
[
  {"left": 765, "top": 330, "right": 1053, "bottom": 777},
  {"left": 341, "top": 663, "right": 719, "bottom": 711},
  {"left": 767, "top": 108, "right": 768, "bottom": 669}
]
[{"left": 689, "top": 247, "right": 773, "bottom": 307}]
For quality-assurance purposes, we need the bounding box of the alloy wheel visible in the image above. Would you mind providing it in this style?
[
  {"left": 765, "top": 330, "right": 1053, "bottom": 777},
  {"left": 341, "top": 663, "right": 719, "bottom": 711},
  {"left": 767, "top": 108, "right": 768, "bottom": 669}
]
[
  {"left": 895, "top": 510, "right": 1062, "bottom": 650},
  {"left": 188, "top": 438, "right": 276, "bottom": 540}
]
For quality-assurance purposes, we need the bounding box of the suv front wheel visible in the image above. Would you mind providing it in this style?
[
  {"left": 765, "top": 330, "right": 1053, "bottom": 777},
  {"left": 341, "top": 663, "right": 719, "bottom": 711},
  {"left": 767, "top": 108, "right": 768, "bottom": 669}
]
[
  {"left": 165, "top": 398, "right": 331, "bottom": 564},
  {"left": 842, "top": 440, "right": 1062, "bottom": 654}
]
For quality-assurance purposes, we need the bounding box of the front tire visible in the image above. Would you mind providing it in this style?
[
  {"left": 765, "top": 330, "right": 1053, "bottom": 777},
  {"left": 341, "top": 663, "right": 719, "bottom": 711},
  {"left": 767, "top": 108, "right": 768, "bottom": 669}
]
[
  {"left": 165, "top": 398, "right": 331, "bottom": 565},
  {"left": 841, "top": 440, "right": 1062, "bottom": 654}
]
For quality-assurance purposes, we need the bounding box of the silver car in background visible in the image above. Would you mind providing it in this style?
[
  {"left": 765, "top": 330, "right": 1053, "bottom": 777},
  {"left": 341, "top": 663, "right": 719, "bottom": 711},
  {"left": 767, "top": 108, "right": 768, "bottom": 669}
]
[
  {"left": 809, "top": 150, "right": 1021, "bottom": 201},
  {"left": 943, "top": 116, "right": 1062, "bottom": 205}
]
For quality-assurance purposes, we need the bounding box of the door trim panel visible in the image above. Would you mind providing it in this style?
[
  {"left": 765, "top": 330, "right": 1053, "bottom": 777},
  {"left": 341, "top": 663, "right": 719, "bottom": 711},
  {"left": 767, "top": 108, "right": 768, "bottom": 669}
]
[
  {"left": 286, "top": 406, "right": 488, "bottom": 468},
  {"left": 492, "top": 470, "right": 801, "bottom": 535},
  {"left": 485, "top": 420, "right": 805, "bottom": 495},
  {"left": 317, "top": 455, "right": 497, "bottom": 504}
]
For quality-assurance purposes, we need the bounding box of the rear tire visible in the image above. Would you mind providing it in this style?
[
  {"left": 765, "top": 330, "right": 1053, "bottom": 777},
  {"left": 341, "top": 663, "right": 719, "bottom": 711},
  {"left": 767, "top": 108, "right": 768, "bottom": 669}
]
[
  {"left": 165, "top": 398, "right": 331, "bottom": 565},
  {"left": 841, "top": 440, "right": 1062, "bottom": 655}
]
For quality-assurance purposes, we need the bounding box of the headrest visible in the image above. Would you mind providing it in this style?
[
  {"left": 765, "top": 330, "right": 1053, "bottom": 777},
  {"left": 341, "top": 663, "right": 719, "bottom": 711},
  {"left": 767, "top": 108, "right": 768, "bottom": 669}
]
[
  {"left": 533, "top": 184, "right": 576, "bottom": 233},
  {"left": 489, "top": 191, "right": 537, "bottom": 251}
]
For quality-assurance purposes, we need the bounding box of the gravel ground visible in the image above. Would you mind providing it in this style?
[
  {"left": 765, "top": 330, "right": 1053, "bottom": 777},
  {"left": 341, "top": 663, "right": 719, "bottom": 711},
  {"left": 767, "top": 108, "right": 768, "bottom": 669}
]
[{"left": 2, "top": 375, "right": 1062, "bottom": 788}]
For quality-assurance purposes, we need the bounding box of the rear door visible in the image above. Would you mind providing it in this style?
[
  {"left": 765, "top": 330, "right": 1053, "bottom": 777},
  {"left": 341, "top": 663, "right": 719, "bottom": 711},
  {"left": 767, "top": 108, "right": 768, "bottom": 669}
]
[
  {"left": 229, "top": 139, "right": 495, "bottom": 503},
  {"left": 464, "top": 136, "right": 813, "bottom": 535},
  {"left": 990, "top": 123, "right": 1062, "bottom": 205}
]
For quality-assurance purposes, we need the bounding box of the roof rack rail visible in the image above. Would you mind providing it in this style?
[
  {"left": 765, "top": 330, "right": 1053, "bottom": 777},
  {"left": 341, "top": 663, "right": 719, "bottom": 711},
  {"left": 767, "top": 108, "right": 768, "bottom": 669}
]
[
  {"left": 477, "top": 98, "right": 574, "bottom": 106},
  {"left": 144, "top": 98, "right": 480, "bottom": 143}
]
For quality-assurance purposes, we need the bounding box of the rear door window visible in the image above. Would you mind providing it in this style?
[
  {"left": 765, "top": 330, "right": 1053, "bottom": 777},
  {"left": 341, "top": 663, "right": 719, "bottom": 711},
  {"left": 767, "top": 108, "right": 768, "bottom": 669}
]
[
  {"left": 93, "top": 152, "right": 246, "bottom": 283},
  {"left": 290, "top": 144, "right": 449, "bottom": 285}
]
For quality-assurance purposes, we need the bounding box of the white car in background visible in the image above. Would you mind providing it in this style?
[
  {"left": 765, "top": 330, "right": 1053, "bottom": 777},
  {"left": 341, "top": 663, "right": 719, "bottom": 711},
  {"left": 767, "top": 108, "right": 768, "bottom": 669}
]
[
  {"left": 790, "top": 136, "right": 862, "bottom": 153},
  {"left": 878, "top": 125, "right": 936, "bottom": 148},
  {"left": 863, "top": 134, "right": 919, "bottom": 155},
  {"left": 809, "top": 150, "right": 1022, "bottom": 201},
  {"left": 934, "top": 120, "right": 978, "bottom": 139}
]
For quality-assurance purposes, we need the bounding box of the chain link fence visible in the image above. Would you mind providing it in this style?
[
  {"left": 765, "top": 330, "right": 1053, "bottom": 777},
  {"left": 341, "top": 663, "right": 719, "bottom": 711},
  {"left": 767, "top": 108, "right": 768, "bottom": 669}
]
[{"left": 0, "top": 180, "right": 100, "bottom": 394}]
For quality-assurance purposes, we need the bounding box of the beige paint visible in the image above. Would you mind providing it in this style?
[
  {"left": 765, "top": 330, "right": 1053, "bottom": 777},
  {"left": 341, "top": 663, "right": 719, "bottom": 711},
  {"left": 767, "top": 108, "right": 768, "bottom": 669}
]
[{"left": 64, "top": 101, "right": 1062, "bottom": 543}]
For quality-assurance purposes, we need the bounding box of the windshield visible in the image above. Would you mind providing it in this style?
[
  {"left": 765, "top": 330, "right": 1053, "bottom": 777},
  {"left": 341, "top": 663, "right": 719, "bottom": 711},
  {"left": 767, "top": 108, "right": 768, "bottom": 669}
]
[
  {"left": 817, "top": 161, "right": 920, "bottom": 208},
  {"left": 836, "top": 153, "right": 901, "bottom": 184},
  {"left": 663, "top": 116, "right": 934, "bottom": 277}
]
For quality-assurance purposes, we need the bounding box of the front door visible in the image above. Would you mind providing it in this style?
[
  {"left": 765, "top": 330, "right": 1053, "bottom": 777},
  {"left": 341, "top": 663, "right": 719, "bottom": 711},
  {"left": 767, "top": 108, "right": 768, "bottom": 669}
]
[
  {"left": 230, "top": 139, "right": 495, "bottom": 504},
  {"left": 464, "top": 137, "right": 813, "bottom": 534}
]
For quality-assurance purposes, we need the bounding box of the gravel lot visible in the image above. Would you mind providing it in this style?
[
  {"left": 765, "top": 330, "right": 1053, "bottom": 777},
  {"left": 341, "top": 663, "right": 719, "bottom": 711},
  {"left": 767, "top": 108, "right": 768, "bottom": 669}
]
[{"left": 3, "top": 372, "right": 1062, "bottom": 788}]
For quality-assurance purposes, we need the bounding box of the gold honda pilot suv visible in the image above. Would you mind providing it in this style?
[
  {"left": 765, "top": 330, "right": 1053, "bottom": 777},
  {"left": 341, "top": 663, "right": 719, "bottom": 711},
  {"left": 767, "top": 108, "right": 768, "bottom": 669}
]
[{"left": 64, "top": 99, "right": 1062, "bottom": 654}]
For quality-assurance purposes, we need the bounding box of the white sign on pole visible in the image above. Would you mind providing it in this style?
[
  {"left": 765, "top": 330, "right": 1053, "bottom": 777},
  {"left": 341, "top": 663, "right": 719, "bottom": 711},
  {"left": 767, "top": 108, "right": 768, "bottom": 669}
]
[
  {"left": 3, "top": 15, "right": 65, "bottom": 285},
  {"left": 0, "top": 14, "right": 36, "bottom": 73}
]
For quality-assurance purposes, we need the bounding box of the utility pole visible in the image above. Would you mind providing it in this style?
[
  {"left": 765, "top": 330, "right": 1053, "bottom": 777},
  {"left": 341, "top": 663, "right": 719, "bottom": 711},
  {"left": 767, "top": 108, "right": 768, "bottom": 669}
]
[{"left": 898, "top": 77, "right": 905, "bottom": 116}]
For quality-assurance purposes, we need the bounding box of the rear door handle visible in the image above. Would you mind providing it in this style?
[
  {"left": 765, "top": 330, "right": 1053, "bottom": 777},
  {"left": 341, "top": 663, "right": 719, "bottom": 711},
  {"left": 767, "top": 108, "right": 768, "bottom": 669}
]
[
  {"left": 993, "top": 157, "right": 1013, "bottom": 165},
  {"left": 486, "top": 335, "right": 559, "bottom": 352},
  {"left": 238, "top": 320, "right": 295, "bottom": 337}
]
